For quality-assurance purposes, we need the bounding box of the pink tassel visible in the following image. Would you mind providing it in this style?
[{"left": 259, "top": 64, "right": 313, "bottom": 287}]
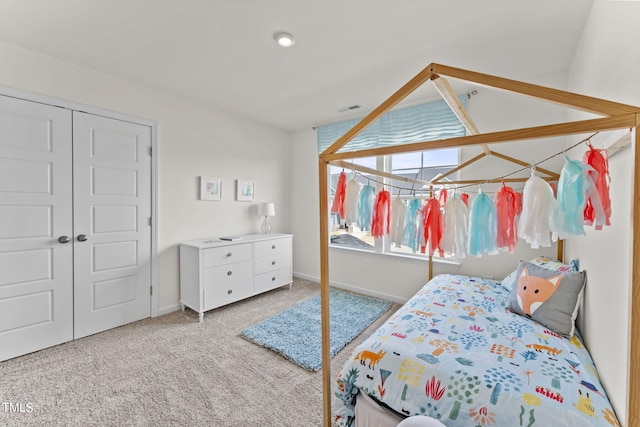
[
  {"left": 371, "top": 190, "right": 391, "bottom": 238},
  {"left": 421, "top": 198, "right": 444, "bottom": 257},
  {"left": 515, "top": 192, "right": 523, "bottom": 215},
  {"left": 583, "top": 146, "right": 611, "bottom": 228},
  {"left": 495, "top": 184, "right": 519, "bottom": 252},
  {"left": 330, "top": 171, "right": 347, "bottom": 219}
]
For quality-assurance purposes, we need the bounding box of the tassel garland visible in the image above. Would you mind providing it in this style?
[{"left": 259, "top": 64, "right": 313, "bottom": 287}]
[{"left": 330, "top": 151, "right": 615, "bottom": 258}]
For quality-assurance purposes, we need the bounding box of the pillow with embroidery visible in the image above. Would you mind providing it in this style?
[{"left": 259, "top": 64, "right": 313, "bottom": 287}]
[
  {"left": 500, "top": 256, "right": 578, "bottom": 290},
  {"left": 508, "top": 261, "right": 586, "bottom": 337}
]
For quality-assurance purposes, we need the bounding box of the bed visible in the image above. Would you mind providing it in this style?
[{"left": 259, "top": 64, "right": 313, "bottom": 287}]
[
  {"left": 317, "top": 63, "right": 640, "bottom": 426},
  {"left": 334, "top": 269, "right": 620, "bottom": 427}
]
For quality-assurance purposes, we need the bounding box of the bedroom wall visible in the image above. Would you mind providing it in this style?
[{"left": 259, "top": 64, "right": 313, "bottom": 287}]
[
  {"left": 0, "top": 41, "right": 292, "bottom": 315},
  {"left": 291, "top": 70, "right": 571, "bottom": 302},
  {"left": 564, "top": 1, "right": 640, "bottom": 422}
]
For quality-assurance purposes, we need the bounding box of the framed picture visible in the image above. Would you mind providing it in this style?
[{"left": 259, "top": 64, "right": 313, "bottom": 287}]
[
  {"left": 200, "top": 176, "right": 222, "bottom": 201},
  {"left": 236, "top": 179, "right": 255, "bottom": 201}
]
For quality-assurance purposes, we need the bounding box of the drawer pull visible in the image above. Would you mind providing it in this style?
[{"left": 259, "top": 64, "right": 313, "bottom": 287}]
[
  {"left": 272, "top": 261, "right": 276, "bottom": 265},
  {"left": 272, "top": 277, "right": 276, "bottom": 281},
  {"left": 272, "top": 245, "right": 276, "bottom": 249},
  {"left": 225, "top": 252, "right": 233, "bottom": 258},
  {"left": 227, "top": 289, "right": 233, "bottom": 295},
  {"left": 227, "top": 271, "right": 233, "bottom": 276}
]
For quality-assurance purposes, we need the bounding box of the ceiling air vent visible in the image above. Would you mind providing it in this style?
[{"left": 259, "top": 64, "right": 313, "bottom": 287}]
[{"left": 337, "top": 104, "right": 361, "bottom": 113}]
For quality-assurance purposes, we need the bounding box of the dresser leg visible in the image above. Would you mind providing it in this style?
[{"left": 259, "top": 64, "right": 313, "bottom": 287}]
[
  {"left": 180, "top": 303, "right": 185, "bottom": 311},
  {"left": 198, "top": 312, "right": 204, "bottom": 323}
]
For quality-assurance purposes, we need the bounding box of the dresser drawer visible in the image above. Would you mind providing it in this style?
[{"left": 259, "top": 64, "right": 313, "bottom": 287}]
[
  {"left": 254, "top": 267, "right": 292, "bottom": 294},
  {"left": 254, "top": 251, "right": 290, "bottom": 275},
  {"left": 203, "top": 261, "right": 253, "bottom": 308},
  {"left": 203, "top": 243, "right": 252, "bottom": 268},
  {"left": 254, "top": 237, "right": 291, "bottom": 258}
]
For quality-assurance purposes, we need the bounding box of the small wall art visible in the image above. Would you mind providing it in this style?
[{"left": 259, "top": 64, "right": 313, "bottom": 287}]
[
  {"left": 236, "top": 179, "right": 255, "bottom": 201},
  {"left": 200, "top": 176, "right": 222, "bottom": 201}
]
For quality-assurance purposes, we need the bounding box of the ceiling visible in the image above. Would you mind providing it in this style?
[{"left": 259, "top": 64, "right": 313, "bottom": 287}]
[{"left": 0, "top": 0, "right": 594, "bottom": 132}]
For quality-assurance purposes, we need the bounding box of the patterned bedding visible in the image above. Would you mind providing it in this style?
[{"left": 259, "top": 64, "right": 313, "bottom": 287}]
[{"left": 334, "top": 274, "right": 620, "bottom": 427}]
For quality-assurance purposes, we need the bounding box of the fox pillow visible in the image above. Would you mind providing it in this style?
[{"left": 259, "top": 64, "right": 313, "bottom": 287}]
[{"left": 508, "top": 261, "right": 586, "bottom": 337}]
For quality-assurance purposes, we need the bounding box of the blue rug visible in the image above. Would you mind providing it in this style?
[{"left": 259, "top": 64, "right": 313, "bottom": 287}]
[{"left": 240, "top": 288, "right": 391, "bottom": 372}]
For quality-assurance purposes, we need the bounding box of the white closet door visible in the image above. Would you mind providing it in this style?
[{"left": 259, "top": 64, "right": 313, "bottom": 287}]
[
  {"left": 72, "top": 112, "right": 152, "bottom": 339},
  {"left": 0, "top": 96, "right": 73, "bottom": 361}
]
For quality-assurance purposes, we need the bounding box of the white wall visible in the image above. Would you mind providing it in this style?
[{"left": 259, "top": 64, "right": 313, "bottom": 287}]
[
  {"left": 0, "top": 41, "right": 291, "bottom": 314},
  {"left": 291, "top": 70, "right": 572, "bottom": 301},
  {"left": 564, "top": 1, "right": 640, "bottom": 422}
]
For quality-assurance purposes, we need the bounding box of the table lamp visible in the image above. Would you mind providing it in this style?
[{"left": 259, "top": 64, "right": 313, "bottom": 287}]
[{"left": 258, "top": 202, "right": 275, "bottom": 234}]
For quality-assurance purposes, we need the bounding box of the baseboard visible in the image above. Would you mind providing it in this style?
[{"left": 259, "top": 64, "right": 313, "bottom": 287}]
[
  {"left": 293, "top": 272, "right": 407, "bottom": 305},
  {"left": 156, "top": 303, "right": 182, "bottom": 317}
]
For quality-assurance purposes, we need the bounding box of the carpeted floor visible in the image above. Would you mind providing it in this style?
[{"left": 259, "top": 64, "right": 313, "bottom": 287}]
[{"left": 0, "top": 278, "right": 398, "bottom": 427}]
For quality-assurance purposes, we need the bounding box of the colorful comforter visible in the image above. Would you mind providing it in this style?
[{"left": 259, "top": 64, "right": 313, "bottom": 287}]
[{"left": 334, "top": 274, "right": 620, "bottom": 427}]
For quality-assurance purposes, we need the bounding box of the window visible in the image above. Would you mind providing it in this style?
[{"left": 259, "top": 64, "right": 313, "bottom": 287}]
[
  {"left": 320, "top": 96, "right": 467, "bottom": 259},
  {"left": 328, "top": 149, "right": 459, "bottom": 257}
]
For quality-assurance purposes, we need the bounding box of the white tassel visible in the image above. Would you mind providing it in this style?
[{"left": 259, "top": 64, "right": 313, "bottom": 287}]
[
  {"left": 390, "top": 197, "right": 407, "bottom": 247},
  {"left": 441, "top": 197, "right": 468, "bottom": 258},
  {"left": 344, "top": 179, "right": 362, "bottom": 225},
  {"left": 518, "top": 173, "right": 557, "bottom": 249}
]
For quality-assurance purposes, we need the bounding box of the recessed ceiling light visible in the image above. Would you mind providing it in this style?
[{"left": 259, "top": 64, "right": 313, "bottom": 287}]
[{"left": 274, "top": 32, "right": 295, "bottom": 48}]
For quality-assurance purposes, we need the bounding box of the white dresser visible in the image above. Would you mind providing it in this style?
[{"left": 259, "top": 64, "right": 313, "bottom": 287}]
[{"left": 179, "top": 233, "right": 293, "bottom": 322}]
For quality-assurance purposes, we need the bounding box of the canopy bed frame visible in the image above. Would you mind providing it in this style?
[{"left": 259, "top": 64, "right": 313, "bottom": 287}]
[{"left": 318, "top": 63, "right": 640, "bottom": 426}]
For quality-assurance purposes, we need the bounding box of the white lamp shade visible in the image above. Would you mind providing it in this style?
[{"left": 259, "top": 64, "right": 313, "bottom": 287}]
[{"left": 258, "top": 202, "right": 276, "bottom": 217}]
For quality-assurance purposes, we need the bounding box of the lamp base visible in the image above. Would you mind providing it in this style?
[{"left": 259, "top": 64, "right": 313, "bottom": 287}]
[{"left": 261, "top": 216, "right": 272, "bottom": 234}]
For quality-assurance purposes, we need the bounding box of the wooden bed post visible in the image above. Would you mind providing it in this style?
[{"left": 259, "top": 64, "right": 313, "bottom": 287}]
[
  {"left": 319, "top": 157, "right": 332, "bottom": 427},
  {"left": 556, "top": 239, "right": 564, "bottom": 263},
  {"left": 629, "top": 123, "right": 640, "bottom": 427}
]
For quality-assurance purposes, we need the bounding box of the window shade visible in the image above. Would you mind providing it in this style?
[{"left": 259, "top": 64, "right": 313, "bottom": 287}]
[{"left": 317, "top": 96, "right": 467, "bottom": 154}]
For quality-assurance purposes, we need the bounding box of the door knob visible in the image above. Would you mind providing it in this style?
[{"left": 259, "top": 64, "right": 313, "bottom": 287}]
[
  {"left": 58, "top": 235, "right": 70, "bottom": 244},
  {"left": 77, "top": 234, "right": 88, "bottom": 242}
]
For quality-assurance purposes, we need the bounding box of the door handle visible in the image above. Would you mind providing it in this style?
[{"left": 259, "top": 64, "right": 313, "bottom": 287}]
[
  {"left": 58, "top": 235, "right": 70, "bottom": 244},
  {"left": 77, "top": 234, "right": 88, "bottom": 242}
]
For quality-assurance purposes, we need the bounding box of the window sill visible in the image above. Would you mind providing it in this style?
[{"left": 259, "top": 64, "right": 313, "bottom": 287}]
[{"left": 328, "top": 243, "right": 461, "bottom": 270}]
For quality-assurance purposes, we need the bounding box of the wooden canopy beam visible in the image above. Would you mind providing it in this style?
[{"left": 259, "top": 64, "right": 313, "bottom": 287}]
[
  {"left": 430, "top": 63, "right": 640, "bottom": 116},
  {"left": 323, "top": 67, "right": 434, "bottom": 156},
  {"left": 430, "top": 75, "right": 490, "bottom": 154},
  {"left": 431, "top": 75, "right": 560, "bottom": 181},
  {"left": 322, "top": 114, "right": 636, "bottom": 163}
]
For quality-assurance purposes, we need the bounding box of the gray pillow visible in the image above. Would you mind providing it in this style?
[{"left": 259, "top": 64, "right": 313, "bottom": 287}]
[{"left": 508, "top": 261, "right": 586, "bottom": 337}]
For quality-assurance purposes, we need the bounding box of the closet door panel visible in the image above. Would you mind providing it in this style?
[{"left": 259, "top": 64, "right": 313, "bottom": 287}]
[
  {"left": 72, "top": 112, "right": 152, "bottom": 339},
  {"left": 0, "top": 95, "right": 73, "bottom": 362}
]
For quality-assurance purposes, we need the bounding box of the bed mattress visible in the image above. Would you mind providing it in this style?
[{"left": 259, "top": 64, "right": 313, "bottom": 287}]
[{"left": 334, "top": 274, "right": 620, "bottom": 427}]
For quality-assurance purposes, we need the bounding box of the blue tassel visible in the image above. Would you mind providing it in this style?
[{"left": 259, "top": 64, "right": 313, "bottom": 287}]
[
  {"left": 468, "top": 192, "right": 498, "bottom": 256},
  {"left": 358, "top": 185, "right": 375, "bottom": 231}
]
